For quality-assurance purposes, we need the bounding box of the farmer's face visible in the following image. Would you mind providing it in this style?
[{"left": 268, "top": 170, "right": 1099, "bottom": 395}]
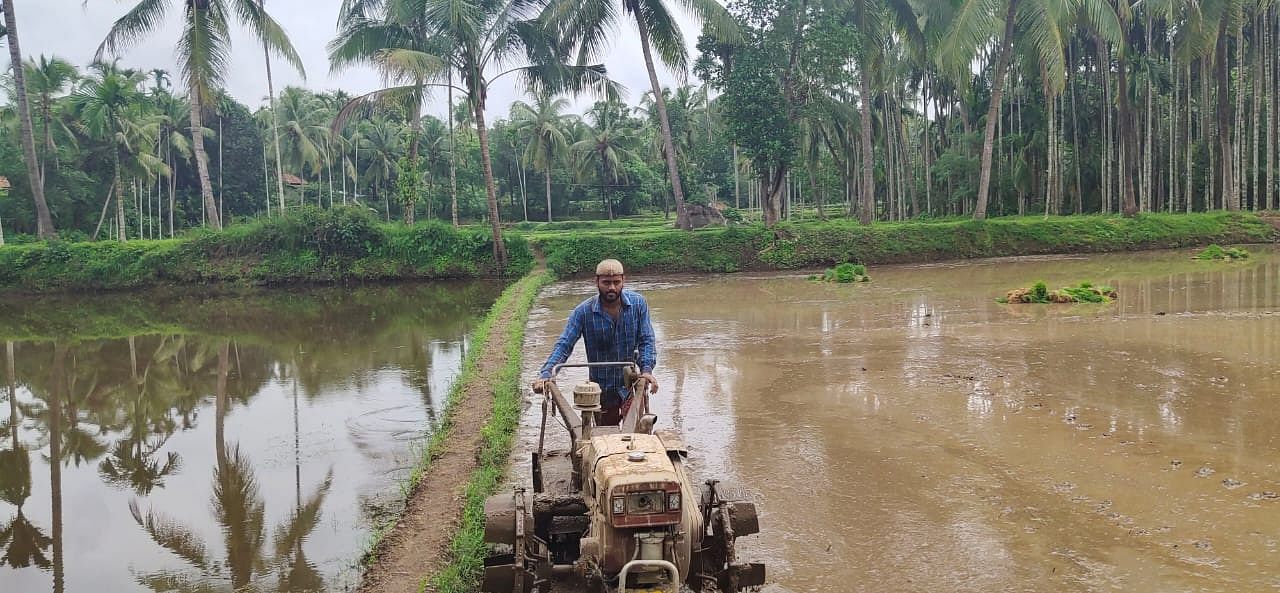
[{"left": 596, "top": 275, "right": 624, "bottom": 303}]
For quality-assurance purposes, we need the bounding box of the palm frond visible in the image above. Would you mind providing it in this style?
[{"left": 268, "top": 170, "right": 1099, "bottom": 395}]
[
  {"left": 176, "top": 1, "right": 233, "bottom": 106},
  {"left": 96, "top": 0, "right": 171, "bottom": 61},
  {"left": 331, "top": 84, "right": 421, "bottom": 134},
  {"left": 636, "top": 0, "right": 688, "bottom": 74},
  {"left": 937, "top": 0, "right": 1001, "bottom": 75},
  {"left": 230, "top": 0, "right": 307, "bottom": 78},
  {"left": 128, "top": 498, "right": 210, "bottom": 570}
]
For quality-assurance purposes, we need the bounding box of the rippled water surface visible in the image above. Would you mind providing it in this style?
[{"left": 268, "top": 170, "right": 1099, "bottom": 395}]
[
  {"left": 0, "top": 281, "right": 502, "bottom": 593},
  {"left": 520, "top": 246, "right": 1280, "bottom": 593}
]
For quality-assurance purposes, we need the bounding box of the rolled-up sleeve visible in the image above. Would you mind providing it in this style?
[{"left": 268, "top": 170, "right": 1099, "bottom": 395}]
[
  {"left": 540, "top": 306, "right": 584, "bottom": 379},
  {"left": 637, "top": 299, "right": 657, "bottom": 374}
]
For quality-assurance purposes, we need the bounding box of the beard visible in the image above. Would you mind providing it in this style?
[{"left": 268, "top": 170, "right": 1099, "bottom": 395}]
[{"left": 599, "top": 288, "right": 620, "bottom": 302}]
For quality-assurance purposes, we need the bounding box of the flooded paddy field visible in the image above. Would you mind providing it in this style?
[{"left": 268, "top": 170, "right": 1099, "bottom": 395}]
[
  {"left": 518, "top": 246, "right": 1280, "bottom": 593},
  {"left": 0, "top": 281, "right": 502, "bottom": 593}
]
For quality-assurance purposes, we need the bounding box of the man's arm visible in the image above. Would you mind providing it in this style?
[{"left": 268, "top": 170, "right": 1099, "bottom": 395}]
[
  {"left": 539, "top": 306, "right": 585, "bottom": 379},
  {"left": 637, "top": 298, "right": 657, "bottom": 375}
]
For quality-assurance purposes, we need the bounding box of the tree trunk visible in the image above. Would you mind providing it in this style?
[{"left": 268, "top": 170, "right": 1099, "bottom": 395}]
[
  {"left": 1069, "top": 43, "right": 1083, "bottom": 214},
  {"left": 1268, "top": 8, "right": 1276, "bottom": 210},
  {"left": 405, "top": 83, "right": 423, "bottom": 225},
  {"left": 3, "top": 1, "right": 57, "bottom": 238},
  {"left": 472, "top": 91, "right": 508, "bottom": 268},
  {"left": 764, "top": 166, "right": 786, "bottom": 225},
  {"left": 974, "top": 0, "right": 1017, "bottom": 220},
  {"left": 1253, "top": 11, "right": 1263, "bottom": 210},
  {"left": 48, "top": 343, "right": 65, "bottom": 593},
  {"left": 448, "top": 69, "right": 460, "bottom": 227},
  {"left": 218, "top": 115, "right": 225, "bottom": 221},
  {"left": 1186, "top": 64, "right": 1194, "bottom": 213},
  {"left": 634, "top": 16, "right": 690, "bottom": 229},
  {"left": 1234, "top": 6, "right": 1245, "bottom": 209},
  {"left": 1116, "top": 41, "right": 1139, "bottom": 216},
  {"left": 1216, "top": 18, "right": 1238, "bottom": 211},
  {"left": 732, "top": 144, "right": 742, "bottom": 208},
  {"left": 857, "top": 65, "right": 875, "bottom": 225},
  {"left": 1103, "top": 43, "right": 1112, "bottom": 213},
  {"left": 602, "top": 158, "right": 614, "bottom": 221},
  {"left": 114, "top": 152, "right": 126, "bottom": 241},
  {"left": 40, "top": 94, "right": 52, "bottom": 191},
  {"left": 258, "top": 0, "right": 287, "bottom": 215},
  {"left": 189, "top": 89, "right": 222, "bottom": 229},
  {"left": 545, "top": 172, "right": 552, "bottom": 223}
]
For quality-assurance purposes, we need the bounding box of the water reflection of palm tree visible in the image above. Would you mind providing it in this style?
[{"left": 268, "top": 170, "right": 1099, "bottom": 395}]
[
  {"left": 131, "top": 340, "right": 334, "bottom": 592},
  {"left": 0, "top": 341, "right": 53, "bottom": 571},
  {"left": 100, "top": 336, "right": 185, "bottom": 495}
]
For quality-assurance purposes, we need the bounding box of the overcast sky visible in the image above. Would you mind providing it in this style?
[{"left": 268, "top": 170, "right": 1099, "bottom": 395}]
[{"left": 8, "top": 0, "right": 701, "bottom": 119}]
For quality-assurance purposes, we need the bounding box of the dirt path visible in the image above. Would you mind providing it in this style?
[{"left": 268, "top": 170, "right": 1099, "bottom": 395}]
[{"left": 357, "top": 284, "right": 528, "bottom": 593}]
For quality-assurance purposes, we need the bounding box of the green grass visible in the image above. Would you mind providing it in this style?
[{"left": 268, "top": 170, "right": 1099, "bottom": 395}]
[
  {"left": 4, "top": 210, "right": 1273, "bottom": 293},
  {"left": 358, "top": 271, "right": 551, "bottom": 575},
  {"left": 0, "top": 207, "right": 533, "bottom": 293},
  {"left": 426, "top": 271, "right": 551, "bottom": 593},
  {"left": 532, "top": 212, "right": 1277, "bottom": 276}
]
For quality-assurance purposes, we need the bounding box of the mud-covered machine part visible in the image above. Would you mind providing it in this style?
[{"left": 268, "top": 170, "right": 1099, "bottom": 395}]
[{"left": 482, "top": 362, "right": 765, "bottom": 593}]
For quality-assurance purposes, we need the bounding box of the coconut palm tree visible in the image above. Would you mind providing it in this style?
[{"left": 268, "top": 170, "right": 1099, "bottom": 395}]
[
  {"left": 329, "top": 0, "right": 449, "bottom": 224},
  {"left": 359, "top": 117, "right": 406, "bottom": 220},
  {"left": 148, "top": 68, "right": 171, "bottom": 96},
  {"left": 275, "top": 88, "right": 327, "bottom": 206},
  {"left": 547, "top": 0, "right": 739, "bottom": 229},
  {"left": 331, "top": 0, "right": 616, "bottom": 267},
  {"left": 573, "top": 100, "right": 639, "bottom": 220},
  {"left": 97, "top": 0, "right": 305, "bottom": 230},
  {"left": 2, "top": 0, "right": 57, "bottom": 238},
  {"left": 23, "top": 56, "right": 79, "bottom": 189},
  {"left": 512, "top": 94, "right": 571, "bottom": 222}
]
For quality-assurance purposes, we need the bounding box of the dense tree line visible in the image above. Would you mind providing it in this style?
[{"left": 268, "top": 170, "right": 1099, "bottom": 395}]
[{"left": 2, "top": 0, "right": 1279, "bottom": 249}]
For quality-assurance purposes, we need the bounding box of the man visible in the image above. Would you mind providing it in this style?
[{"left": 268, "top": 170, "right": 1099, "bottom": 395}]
[{"left": 533, "top": 258, "right": 659, "bottom": 425}]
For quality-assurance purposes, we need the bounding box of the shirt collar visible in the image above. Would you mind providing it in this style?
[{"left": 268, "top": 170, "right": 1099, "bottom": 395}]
[{"left": 592, "top": 290, "right": 633, "bottom": 313}]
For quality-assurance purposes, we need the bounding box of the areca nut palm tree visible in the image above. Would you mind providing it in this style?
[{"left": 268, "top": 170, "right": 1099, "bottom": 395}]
[
  {"left": 512, "top": 93, "right": 571, "bottom": 222},
  {"left": 548, "top": 0, "right": 740, "bottom": 229},
  {"left": 2, "top": 1, "right": 58, "bottom": 238},
  {"left": 940, "top": 0, "right": 1121, "bottom": 220},
  {"left": 847, "top": 0, "right": 924, "bottom": 225},
  {"left": 97, "top": 0, "right": 305, "bottom": 231},
  {"left": 71, "top": 64, "right": 168, "bottom": 242}
]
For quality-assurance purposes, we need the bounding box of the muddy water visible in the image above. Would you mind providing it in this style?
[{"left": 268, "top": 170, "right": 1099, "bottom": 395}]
[
  {"left": 519, "top": 247, "right": 1280, "bottom": 593},
  {"left": 0, "top": 281, "right": 501, "bottom": 593}
]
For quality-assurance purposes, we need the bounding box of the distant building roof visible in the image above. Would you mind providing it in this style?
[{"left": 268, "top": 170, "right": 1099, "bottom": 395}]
[
  {"left": 0, "top": 176, "right": 10, "bottom": 190},
  {"left": 282, "top": 173, "right": 305, "bottom": 186}
]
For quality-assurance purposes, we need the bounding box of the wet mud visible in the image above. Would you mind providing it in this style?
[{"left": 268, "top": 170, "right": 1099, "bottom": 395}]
[{"left": 516, "top": 247, "right": 1280, "bottom": 593}]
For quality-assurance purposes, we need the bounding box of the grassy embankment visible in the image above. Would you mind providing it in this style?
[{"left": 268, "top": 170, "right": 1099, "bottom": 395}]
[
  {"left": 530, "top": 211, "right": 1277, "bottom": 276},
  {"left": 0, "top": 207, "right": 532, "bottom": 293},
  {"left": 0, "top": 210, "right": 1273, "bottom": 293},
  {"left": 423, "top": 270, "right": 548, "bottom": 593},
  {"left": 356, "top": 271, "right": 551, "bottom": 585}
]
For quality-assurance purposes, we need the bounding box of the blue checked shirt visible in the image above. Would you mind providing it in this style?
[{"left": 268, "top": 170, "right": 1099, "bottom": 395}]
[{"left": 539, "top": 290, "right": 657, "bottom": 399}]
